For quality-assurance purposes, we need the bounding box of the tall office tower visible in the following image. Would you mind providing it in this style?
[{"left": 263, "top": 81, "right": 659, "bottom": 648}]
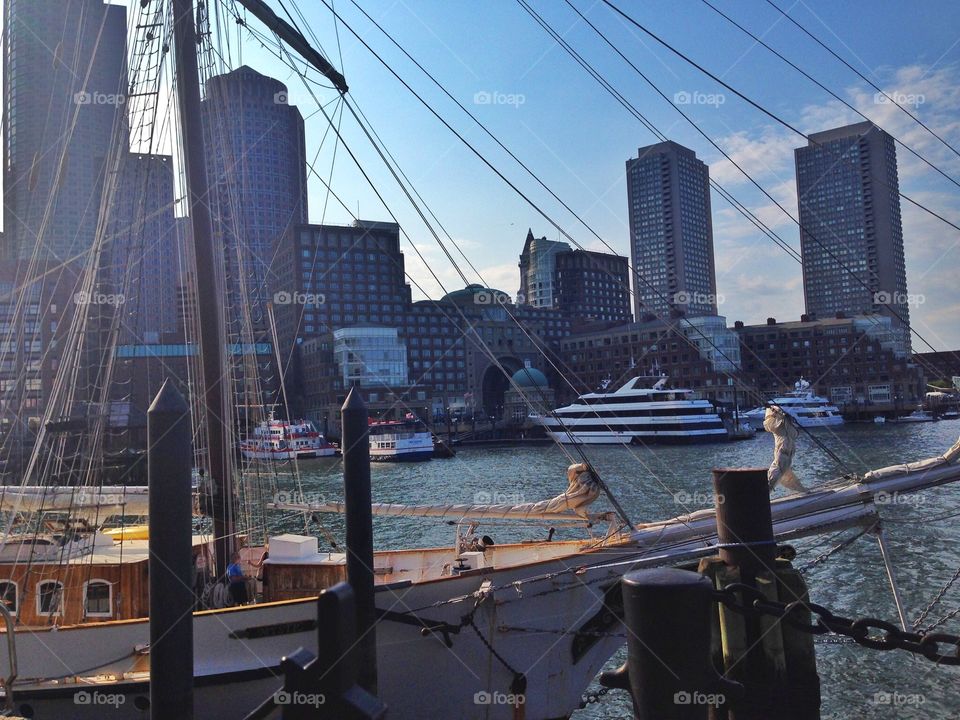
[
  {"left": 554, "top": 248, "right": 632, "bottom": 325},
  {"left": 3, "top": 0, "right": 128, "bottom": 261},
  {"left": 795, "top": 121, "right": 911, "bottom": 353},
  {"left": 517, "top": 229, "right": 570, "bottom": 307},
  {"left": 201, "top": 66, "right": 308, "bottom": 338},
  {"left": 106, "top": 154, "right": 181, "bottom": 341},
  {"left": 626, "top": 141, "right": 718, "bottom": 320}
]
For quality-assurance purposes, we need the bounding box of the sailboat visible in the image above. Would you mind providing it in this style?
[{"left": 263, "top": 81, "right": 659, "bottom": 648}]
[{"left": 0, "top": 2, "right": 958, "bottom": 720}]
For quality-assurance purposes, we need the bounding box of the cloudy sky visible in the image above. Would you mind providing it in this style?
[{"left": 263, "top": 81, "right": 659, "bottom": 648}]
[{"left": 192, "top": 0, "right": 960, "bottom": 348}]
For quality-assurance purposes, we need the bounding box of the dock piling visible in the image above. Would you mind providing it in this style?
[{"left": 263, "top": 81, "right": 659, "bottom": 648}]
[
  {"left": 342, "top": 387, "right": 378, "bottom": 694},
  {"left": 147, "top": 379, "right": 194, "bottom": 719}
]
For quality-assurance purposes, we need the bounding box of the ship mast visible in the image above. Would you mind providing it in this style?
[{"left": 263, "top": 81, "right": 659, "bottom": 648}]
[{"left": 170, "top": 0, "right": 346, "bottom": 577}]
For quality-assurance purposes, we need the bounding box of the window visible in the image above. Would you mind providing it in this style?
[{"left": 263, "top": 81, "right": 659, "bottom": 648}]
[
  {"left": 84, "top": 580, "right": 112, "bottom": 617},
  {"left": 0, "top": 581, "right": 16, "bottom": 613},
  {"left": 37, "top": 580, "right": 63, "bottom": 616}
]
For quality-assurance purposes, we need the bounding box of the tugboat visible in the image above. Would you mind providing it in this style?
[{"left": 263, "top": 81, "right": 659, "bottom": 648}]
[{"left": 240, "top": 414, "right": 338, "bottom": 460}]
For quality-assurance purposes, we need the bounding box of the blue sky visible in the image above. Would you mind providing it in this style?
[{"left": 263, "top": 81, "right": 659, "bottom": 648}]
[{"left": 209, "top": 1, "right": 960, "bottom": 348}]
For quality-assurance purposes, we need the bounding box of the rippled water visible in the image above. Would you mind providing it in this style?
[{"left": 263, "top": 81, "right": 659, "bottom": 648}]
[{"left": 283, "top": 421, "right": 960, "bottom": 719}]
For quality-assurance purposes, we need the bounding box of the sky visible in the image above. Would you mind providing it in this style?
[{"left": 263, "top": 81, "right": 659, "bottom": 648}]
[{"left": 170, "top": 1, "right": 960, "bottom": 348}]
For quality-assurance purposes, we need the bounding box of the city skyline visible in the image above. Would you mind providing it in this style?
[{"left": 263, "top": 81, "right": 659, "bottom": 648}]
[
  {"left": 141, "top": 0, "right": 956, "bottom": 349},
  {"left": 2, "top": 1, "right": 958, "bottom": 349}
]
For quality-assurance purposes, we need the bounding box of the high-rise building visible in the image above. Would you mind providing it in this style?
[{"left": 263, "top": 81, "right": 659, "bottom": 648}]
[
  {"left": 201, "top": 66, "right": 308, "bottom": 337},
  {"left": 626, "top": 141, "right": 718, "bottom": 320},
  {"left": 517, "top": 229, "right": 570, "bottom": 308},
  {"left": 106, "top": 154, "right": 181, "bottom": 341},
  {"left": 794, "top": 121, "right": 911, "bottom": 353},
  {"left": 554, "top": 248, "right": 632, "bottom": 325},
  {"left": 3, "top": 0, "right": 128, "bottom": 261}
]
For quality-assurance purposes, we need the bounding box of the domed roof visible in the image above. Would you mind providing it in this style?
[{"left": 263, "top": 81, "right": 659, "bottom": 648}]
[
  {"left": 441, "top": 284, "right": 511, "bottom": 306},
  {"left": 511, "top": 367, "right": 548, "bottom": 388}
]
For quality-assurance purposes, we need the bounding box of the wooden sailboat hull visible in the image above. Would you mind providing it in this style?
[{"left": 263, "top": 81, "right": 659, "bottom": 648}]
[{"left": 1, "top": 483, "right": 891, "bottom": 719}]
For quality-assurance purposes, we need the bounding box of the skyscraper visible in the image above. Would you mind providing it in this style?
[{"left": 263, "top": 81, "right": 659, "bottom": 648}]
[
  {"left": 517, "top": 229, "right": 570, "bottom": 308},
  {"left": 3, "top": 0, "right": 128, "bottom": 261},
  {"left": 626, "top": 141, "right": 718, "bottom": 320},
  {"left": 794, "top": 121, "right": 911, "bottom": 353},
  {"left": 201, "top": 66, "right": 308, "bottom": 337},
  {"left": 106, "top": 154, "right": 182, "bottom": 341}
]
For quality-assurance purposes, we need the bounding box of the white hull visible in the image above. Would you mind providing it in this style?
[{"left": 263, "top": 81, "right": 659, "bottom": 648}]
[
  {"left": 11, "top": 458, "right": 960, "bottom": 719},
  {"left": 545, "top": 428, "right": 729, "bottom": 444}
]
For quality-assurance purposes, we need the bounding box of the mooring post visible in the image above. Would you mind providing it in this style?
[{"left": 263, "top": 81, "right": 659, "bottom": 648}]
[
  {"left": 601, "top": 568, "right": 736, "bottom": 719},
  {"left": 703, "top": 467, "right": 819, "bottom": 720},
  {"left": 342, "top": 387, "right": 377, "bottom": 694},
  {"left": 148, "top": 379, "right": 194, "bottom": 719}
]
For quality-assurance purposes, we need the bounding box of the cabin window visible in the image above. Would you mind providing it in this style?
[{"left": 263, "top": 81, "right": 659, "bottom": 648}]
[
  {"left": 84, "top": 580, "right": 113, "bottom": 617},
  {"left": 36, "top": 580, "right": 63, "bottom": 616},
  {"left": 0, "top": 581, "right": 16, "bottom": 613}
]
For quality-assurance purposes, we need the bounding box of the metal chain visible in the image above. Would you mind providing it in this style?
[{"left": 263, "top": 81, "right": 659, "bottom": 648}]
[
  {"left": 923, "top": 606, "right": 960, "bottom": 635},
  {"left": 797, "top": 525, "right": 873, "bottom": 575},
  {"left": 497, "top": 624, "right": 626, "bottom": 638},
  {"left": 913, "top": 564, "right": 960, "bottom": 631},
  {"left": 712, "top": 583, "right": 960, "bottom": 666},
  {"left": 580, "top": 685, "right": 611, "bottom": 707}
]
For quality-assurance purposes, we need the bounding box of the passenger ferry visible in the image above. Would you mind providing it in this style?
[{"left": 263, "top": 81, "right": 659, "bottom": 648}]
[
  {"left": 240, "top": 415, "right": 338, "bottom": 460},
  {"left": 537, "top": 375, "right": 728, "bottom": 444},
  {"left": 742, "top": 378, "right": 844, "bottom": 429},
  {"left": 369, "top": 416, "right": 434, "bottom": 461}
]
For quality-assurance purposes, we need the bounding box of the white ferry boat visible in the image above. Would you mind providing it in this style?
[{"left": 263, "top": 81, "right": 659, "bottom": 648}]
[
  {"left": 240, "top": 415, "right": 337, "bottom": 460},
  {"left": 743, "top": 378, "right": 844, "bottom": 429},
  {"left": 369, "top": 416, "right": 434, "bottom": 461},
  {"left": 537, "top": 375, "right": 728, "bottom": 445}
]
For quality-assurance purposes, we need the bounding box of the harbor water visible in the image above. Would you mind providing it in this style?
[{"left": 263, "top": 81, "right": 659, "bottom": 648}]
[{"left": 279, "top": 421, "right": 960, "bottom": 719}]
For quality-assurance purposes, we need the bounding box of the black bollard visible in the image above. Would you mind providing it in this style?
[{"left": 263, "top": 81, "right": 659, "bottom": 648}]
[
  {"left": 603, "top": 568, "right": 736, "bottom": 719},
  {"left": 341, "top": 387, "right": 377, "bottom": 694},
  {"left": 148, "top": 379, "right": 194, "bottom": 719},
  {"left": 712, "top": 468, "right": 775, "bottom": 580}
]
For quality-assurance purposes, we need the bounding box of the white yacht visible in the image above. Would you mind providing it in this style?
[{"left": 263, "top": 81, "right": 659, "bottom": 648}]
[
  {"left": 743, "top": 378, "right": 844, "bottom": 429},
  {"left": 537, "top": 375, "right": 728, "bottom": 445},
  {"left": 369, "top": 416, "right": 434, "bottom": 461}
]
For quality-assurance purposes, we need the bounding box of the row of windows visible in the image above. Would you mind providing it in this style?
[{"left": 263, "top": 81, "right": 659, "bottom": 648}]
[{"left": 0, "top": 579, "right": 112, "bottom": 617}]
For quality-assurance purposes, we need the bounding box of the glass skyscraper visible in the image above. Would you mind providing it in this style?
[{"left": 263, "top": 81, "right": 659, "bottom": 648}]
[
  {"left": 795, "top": 121, "right": 911, "bottom": 354},
  {"left": 626, "top": 141, "right": 718, "bottom": 320},
  {"left": 3, "top": 0, "right": 128, "bottom": 261}
]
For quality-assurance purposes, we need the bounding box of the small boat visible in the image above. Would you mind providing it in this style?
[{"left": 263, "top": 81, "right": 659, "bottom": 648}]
[
  {"left": 240, "top": 414, "right": 338, "bottom": 460},
  {"left": 743, "top": 378, "right": 844, "bottom": 429},
  {"left": 369, "top": 416, "right": 434, "bottom": 461},
  {"left": 537, "top": 375, "right": 728, "bottom": 444},
  {"left": 942, "top": 410, "right": 960, "bottom": 420},
  {"left": 893, "top": 409, "right": 936, "bottom": 424},
  {"left": 873, "top": 416, "right": 886, "bottom": 424}
]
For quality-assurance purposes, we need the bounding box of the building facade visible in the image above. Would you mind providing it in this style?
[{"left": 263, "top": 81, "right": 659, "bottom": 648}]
[
  {"left": 554, "top": 248, "right": 632, "bottom": 325},
  {"left": 517, "top": 230, "right": 570, "bottom": 308},
  {"left": 794, "top": 122, "right": 911, "bottom": 354},
  {"left": 735, "top": 316, "right": 925, "bottom": 410},
  {"left": 3, "top": 0, "right": 128, "bottom": 261},
  {"left": 202, "top": 66, "right": 308, "bottom": 339},
  {"left": 626, "top": 141, "right": 718, "bottom": 320}
]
